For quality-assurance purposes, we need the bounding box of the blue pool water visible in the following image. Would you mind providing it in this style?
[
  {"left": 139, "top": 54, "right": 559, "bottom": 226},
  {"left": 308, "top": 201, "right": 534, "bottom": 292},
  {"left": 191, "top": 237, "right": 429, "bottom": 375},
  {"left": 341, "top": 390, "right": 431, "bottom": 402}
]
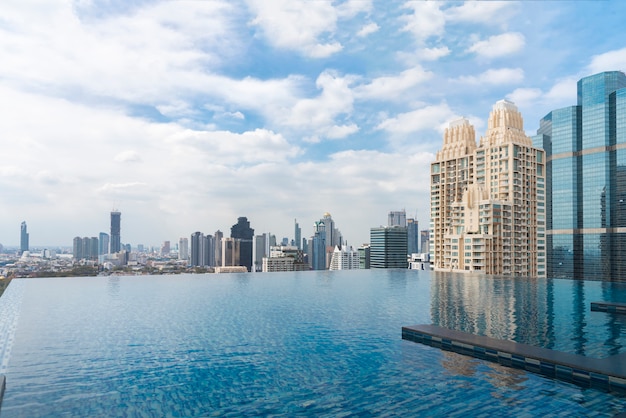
[{"left": 1, "top": 269, "right": 626, "bottom": 417}]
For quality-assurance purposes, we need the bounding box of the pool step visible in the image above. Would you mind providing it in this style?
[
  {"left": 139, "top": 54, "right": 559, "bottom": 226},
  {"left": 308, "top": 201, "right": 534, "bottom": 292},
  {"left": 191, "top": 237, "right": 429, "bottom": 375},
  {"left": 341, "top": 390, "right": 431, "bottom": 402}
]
[{"left": 402, "top": 324, "right": 626, "bottom": 394}]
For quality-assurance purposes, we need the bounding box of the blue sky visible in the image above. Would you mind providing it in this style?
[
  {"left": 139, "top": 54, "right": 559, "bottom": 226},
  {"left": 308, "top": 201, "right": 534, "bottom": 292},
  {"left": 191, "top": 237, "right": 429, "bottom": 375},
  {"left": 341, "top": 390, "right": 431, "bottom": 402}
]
[{"left": 1, "top": 0, "right": 626, "bottom": 248}]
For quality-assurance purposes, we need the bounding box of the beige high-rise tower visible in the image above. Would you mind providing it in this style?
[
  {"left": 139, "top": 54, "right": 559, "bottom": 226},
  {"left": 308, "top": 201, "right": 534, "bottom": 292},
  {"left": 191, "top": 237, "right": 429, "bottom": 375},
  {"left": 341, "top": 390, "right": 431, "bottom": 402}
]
[{"left": 430, "top": 100, "right": 546, "bottom": 277}]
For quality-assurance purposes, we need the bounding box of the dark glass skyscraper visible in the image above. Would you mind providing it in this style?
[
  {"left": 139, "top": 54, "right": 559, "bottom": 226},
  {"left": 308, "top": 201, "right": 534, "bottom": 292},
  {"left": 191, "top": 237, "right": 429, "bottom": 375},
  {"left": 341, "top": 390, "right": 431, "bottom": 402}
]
[
  {"left": 533, "top": 71, "right": 626, "bottom": 280},
  {"left": 110, "top": 211, "right": 121, "bottom": 254},
  {"left": 370, "top": 226, "right": 408, "bottom": 269},
  {"left": 407, "top": 218, "right": 419, "bottom": 255},
  {"left": 230, "top": 217, "right": 254, "bottom": 272},
  {"left": 20, "top": 221, "right": 29, "bottom": 254}
]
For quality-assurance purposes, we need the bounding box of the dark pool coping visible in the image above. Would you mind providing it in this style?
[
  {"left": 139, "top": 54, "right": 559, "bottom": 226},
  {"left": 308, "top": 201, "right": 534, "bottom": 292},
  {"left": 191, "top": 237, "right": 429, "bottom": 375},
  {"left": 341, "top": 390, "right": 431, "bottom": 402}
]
[
  {"left": 402, "top": 324, "right": 626, "bottom": 394},
  {"left": 591, "top": 301, "right": 626, "bottom": 315}
]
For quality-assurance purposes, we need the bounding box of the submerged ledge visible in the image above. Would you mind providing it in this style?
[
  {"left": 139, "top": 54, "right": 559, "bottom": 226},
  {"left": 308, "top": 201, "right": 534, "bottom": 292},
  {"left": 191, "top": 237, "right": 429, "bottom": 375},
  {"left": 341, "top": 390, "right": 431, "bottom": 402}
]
[
  {"left": 0, "top": 374, "right": 5, "bottom": 410},
  {"left": 402, "top": 324, "right": 626, "bottom": 394},
  {"left": 591, "top": 301, "right": 626, "bottom": 315}
]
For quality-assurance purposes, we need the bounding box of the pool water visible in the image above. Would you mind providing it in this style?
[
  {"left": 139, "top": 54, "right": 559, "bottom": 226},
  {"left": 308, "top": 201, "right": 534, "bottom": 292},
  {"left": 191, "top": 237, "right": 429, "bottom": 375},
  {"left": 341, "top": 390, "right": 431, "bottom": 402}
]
[{"left": 1, "top": 269, "right": 625, "bottom": 417}]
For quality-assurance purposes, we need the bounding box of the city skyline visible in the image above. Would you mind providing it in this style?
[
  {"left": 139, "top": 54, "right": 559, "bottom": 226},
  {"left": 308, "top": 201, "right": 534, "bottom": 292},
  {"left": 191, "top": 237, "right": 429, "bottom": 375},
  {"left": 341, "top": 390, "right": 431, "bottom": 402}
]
[{"left": 1, "top": 1, "right": 626, "bottom": 247}]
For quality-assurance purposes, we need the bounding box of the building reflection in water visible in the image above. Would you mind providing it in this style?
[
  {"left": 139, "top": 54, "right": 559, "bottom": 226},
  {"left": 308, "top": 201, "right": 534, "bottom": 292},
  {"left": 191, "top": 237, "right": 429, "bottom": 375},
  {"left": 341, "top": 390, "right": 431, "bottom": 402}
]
[{"left": 429, "top": 271, "right": 626, "bottom": 359}]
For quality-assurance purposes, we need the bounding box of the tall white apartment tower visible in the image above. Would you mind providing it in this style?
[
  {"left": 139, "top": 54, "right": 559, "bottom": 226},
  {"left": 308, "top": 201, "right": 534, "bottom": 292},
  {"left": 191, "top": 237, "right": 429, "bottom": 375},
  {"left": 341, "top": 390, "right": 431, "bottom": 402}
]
[{"left": 430, "top": 100, "right": 545, "bottom": 277}]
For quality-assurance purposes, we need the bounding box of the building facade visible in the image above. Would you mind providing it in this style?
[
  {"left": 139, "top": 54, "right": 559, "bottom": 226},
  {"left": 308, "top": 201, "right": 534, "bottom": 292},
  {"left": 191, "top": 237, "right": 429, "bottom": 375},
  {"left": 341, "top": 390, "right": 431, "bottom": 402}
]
[
  {"left": 388, "top": 210, "right": 407, "bottom": 227},
  {"left": 73, "top": 236, "right": 98, "bottom": 261},
  {"left": 370, "top": 226, "right": 408, "bottom": 269},
  {"left": 20, "top": 221, "right": 29, "bottom": 254},
  {"left": 190, "top": 233, "right": 215, "bottom": 267},
  {"left": 179, "top": 237, "right": 189, "bottom": 262},
  {"left": 110, "top": 211, "right": 121, "bottom": 254},
  {"left": 310, "top": 221, "right": 326, "bottom": 270},
  {"left": 230, "top": 217, "right": 254, "bottom": 272},
  {"left": 430, "top": 100, "right": 545, "bottom": 277},
  {"left": 99, "top": 232, "right": 109, "bottom": 256},
  {"left": 262, "top": 246, "right": 308, "bottom": 272},
  {"left": 407, "top": 218, "right": 419, "bottom": 255},
  {"left": 329, "top": 245, "right": 360, "bottom": 270},
  {"left": 533, "top": 71, "right": 626, "bottom": 280}
]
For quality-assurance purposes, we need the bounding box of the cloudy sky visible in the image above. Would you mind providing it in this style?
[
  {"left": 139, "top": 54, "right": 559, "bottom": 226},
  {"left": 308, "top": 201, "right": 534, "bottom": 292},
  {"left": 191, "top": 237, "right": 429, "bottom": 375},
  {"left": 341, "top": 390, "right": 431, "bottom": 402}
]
[{"left": 1, "top": 0, "right": 626, "bottom": 249}]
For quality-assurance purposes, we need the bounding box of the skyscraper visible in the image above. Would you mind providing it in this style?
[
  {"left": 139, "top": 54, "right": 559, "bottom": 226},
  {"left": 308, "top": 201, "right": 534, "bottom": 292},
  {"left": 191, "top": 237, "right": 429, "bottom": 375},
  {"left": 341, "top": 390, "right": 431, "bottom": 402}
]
[
  {"left": 431, "top": 100, "right": 545, "bottom": 277},
  {"left": 533, "top": 71, "right": 626, "bottom": 280},
  {"left": 230, "top": 217, "right": 254, "bottom": 272},
  {"left": 420, "top": 230, "right": 430, "bottom": 254},
  {"left": 190, "top": 232, "right": 204, "bottom": 267},
  {"left": 370, "top": 226, "right": 408, "bottom": 269},
  {"left": 388, "top": 210, "right": 407, "bottom": 227},
  {"left": 20, "top": 221, "right": 29, "bottom": 254},
  {"left": 110, "top": 211, "right": 121, "bottom": 254},
  {"left": 407, "top": 218, "right": 419, "bottom": 255},
  {"left": 214, "top": 230, "right": 223, "bottom": 267},
  {"left": 221, "top": 237, "right": 241, "bottom": 267},
  {"left": 179, "top": 237, "right": 189, "bottom": 262},
  {"left": 311, "top": 221, "right": 326, "bottom": 270},
  {"left": 99, "top": 232, "right": 109, "bottom": 256},
  {"left": 320, "top": 212, "right": 342, "bottom": 248},
  {"left": 254, "top": 233, "right": 267, "bottom": 272},
  {"left": 294, "top": 219, "right": 301, "bottom": 250}
]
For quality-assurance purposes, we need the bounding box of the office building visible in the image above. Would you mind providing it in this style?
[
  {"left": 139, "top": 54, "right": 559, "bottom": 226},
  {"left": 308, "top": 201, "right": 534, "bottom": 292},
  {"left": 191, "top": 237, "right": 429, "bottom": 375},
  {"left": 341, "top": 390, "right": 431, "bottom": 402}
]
[
  {"left": 110, "top": 211, "right": 121, "bottom": 253},
  {"left": 214, "top": 230, "right": 223, "bottom": 267},
  {"left": 73, "top": 236, "right": 98, "bottom": 261},
  {"left": 358, "top": 244, "right": 371, "bottom": 269},
  {"left": 161, "top": 241, "right": 171, "bottom": 256},
  {"left": 190, "top": 232, "right": 205, "bottom": 267},
  {"left": 430, "top": 100, "right": 545, "bottom": 276},
  {"left": 294, "top": 219, "right": 301, "bottom": 250},
  {"left": 254, "top": 233, "right": 268, "bottom": 272},
  {"left": 99, "top": 233, "right": 109, "bottom": 256},
  {"left": 179, "top": 237, "right": 189, "bottom": 262},
  {"left": 407, "top": 218, "right": 419, "bottom": 255},
  {"left": 231, "top": 217, "right": 254, "bottom": 271},
  {"left": 320, "top": 212, "right": 342, "bottom": 249},
  {"left": 533, "top": 71, "right": 626, "bottom": 280},
  {"left": 311, "top": 221, "right": 326, "bottom": 270},
  {"left": 222, "top": 237, "right": 241, "bottom": 267},
  {"left": 20, "top": 221, "right": 29, "bottom": 254},
  {"left": 262, "top": 246, "right": 308, "bottom": 272},
  {"left": 388, "top": 210, "right": 407, "bottom": 227},
  {"left": 420, "top": 230, "right": 430, "bottom": 254},
  {"left": 370, "top": 226, "right": 408, "bottom": 269}
]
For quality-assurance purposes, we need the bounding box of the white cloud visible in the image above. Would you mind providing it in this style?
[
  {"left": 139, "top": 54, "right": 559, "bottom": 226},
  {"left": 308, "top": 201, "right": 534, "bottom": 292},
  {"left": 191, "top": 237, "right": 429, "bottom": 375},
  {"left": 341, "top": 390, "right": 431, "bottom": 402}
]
[
  {"left": 114, "top": 150, "right": 142, "bottom": 163},
  {"left": 506, "top": 88, "right": 542, "bottom": 109},
  {"left": 544, "top": 77, "right": 578, "bottom": 103},
  {"left": 336, "top": 0, "right": 373, "bottom": 18},
  {"left": 400, "top": 2, "right": 446, "bottom": 44},
  {"left": 246, "top": 0, "right": 342, "bottom": 58},
  {"left": 588, "top": 47, "right": 626, "bottom": 74},
  {"left": 467, "top": 32, "right": 525, "bottom": 58},
  {"left": 0, "top": 1, "right": 239, "bottom": 103},
  {"left": 355, "top": 66, "right": 433, "bottom": 100},
  {"left": 376, "top": 103, "right": 457, "bottom": 136},
  {"left": 169, "top": 128, "right": 302, "bottom": 165},
  {"left": 455, "top": 68, "right": 524, "bottom": 85},
  {"left": 357, "top": 22, "right": 379, "bottom": 38},
  {"left": 447, "top": 1, "right": 518, "bottom": 25},
  {"left": 275, "top": 70, "right": 356, "bottom": 140},
  {"left": 325, "top": 124, "right": 359, "bottom": 139},
  {"left": 417, "top": 46, "right": 451, "bottom": 61}
]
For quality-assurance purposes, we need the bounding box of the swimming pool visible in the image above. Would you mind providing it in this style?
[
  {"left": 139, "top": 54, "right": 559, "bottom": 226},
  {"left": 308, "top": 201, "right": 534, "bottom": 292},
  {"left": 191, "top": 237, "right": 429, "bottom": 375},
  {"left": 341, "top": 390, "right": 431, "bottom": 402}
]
[{"left": 1, "top": 270, "right": 625, "bottom": 416}]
